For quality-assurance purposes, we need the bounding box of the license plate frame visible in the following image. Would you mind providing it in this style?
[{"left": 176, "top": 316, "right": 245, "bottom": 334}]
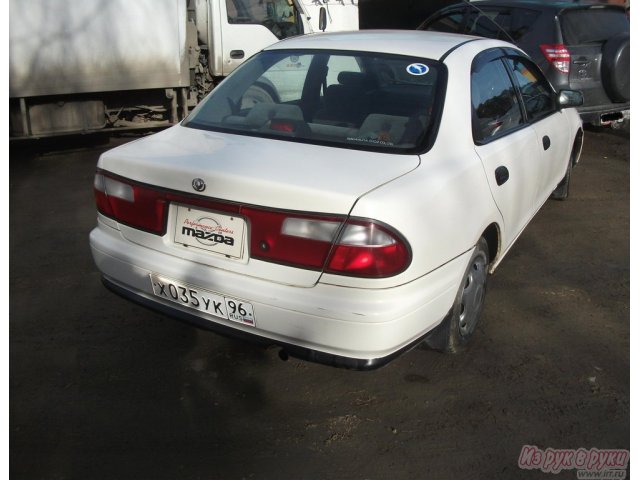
[
  {"left": 173, "top": 205, "right": 246, "bottom": 259},
  {"left": 149, "top": 273, "right": 256, "bottom": 327}
]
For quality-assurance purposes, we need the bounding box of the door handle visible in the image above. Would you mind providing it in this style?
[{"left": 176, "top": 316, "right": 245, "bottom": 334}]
[
  {"left": 573, "top": 57, "right": 591, "bottom": 65},
  {"left": 230, "top": 50, "right": 245, "bottom": 59},
  {"left": 495, "top": 166, "right": 509, "bottom": 186},
  {"left": 543, "top": 135, "right": 551, "bottom": 150}
]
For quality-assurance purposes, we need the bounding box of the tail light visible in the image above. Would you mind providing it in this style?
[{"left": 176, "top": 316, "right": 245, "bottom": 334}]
[
  {"left": 94, "top": 171, "right": 411, "bottom": 278},
  {"left": 248, "top": 212, "right": 412, "bottom": 277},
  {"left": 540, "top": 44, "right": 570, "bottom": 74},
  {"left": 94, "top": 173, "right": 167, "bottom": 234},
  {"left": 327, "top": 222, "right": 411, "bottom": 277},
  {"left": 245, "top": 208, "right": 343, "bottom": 270}
]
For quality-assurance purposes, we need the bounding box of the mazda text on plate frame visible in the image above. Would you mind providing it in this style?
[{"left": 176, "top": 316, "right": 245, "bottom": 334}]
[{"left": 90, "top": 31, "right": 583, "bottom": 370}]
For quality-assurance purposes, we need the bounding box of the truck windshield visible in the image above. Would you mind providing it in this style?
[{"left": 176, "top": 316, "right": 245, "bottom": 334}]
[
  {"left": 227, "top": 0, "right": 303, "bottom": 39},
  {"left": 184, "top": 50, "right": 445, "bottom": 154}
]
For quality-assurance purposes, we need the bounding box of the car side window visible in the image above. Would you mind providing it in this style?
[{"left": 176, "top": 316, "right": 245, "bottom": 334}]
[
  {"left": 508, "top": 8, "right": 541, "bottom": 41},
  {"left": 464, "top": 8, "right": 540, "bottom": 42},
  {"left": 423, "top": 11, "right": 465, "bottom": 33},
  {"left": 465, "top": 9, "right": 511, "bottom": 40},
  {"left": 471, "top": 58, "right": 524, "bottom": 143},
  {"left": 505, "top": 57, "right": 556, "bottom": 122},
  {"left": 226, "top": 0, "right": 300, "bottom": 39},
  {"left": 227, "top": 0, "right": 293, "bottom": 24}
]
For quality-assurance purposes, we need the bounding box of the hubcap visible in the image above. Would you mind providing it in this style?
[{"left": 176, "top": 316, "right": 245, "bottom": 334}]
[{"left": 458, "top": 254, "right": 488, "bottom": 337}]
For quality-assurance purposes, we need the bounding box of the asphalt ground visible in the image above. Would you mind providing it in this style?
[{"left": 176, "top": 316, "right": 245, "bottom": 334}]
[{"left": 9, "top": 126, "right": 630, "bottom": 479}]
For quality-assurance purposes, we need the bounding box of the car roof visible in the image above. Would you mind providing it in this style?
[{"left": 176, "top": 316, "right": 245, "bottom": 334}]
[
  {"left": 440, "top": 0, "right": 625, "bottom": 12},
  {"left": 264, "top": 30, "right": 484, "bottom": 60}
]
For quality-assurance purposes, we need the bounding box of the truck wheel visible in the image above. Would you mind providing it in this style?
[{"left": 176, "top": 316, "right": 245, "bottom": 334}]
[
  {"left": 601, "top": 32, "right": 630, "bottom": 103},
  {"left": 423, "top": 238, "right": 489, "bottom": 353}
]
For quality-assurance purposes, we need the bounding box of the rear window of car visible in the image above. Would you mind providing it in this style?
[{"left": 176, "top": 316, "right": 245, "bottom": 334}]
[
  {"left": 560, "top": 8, "right": 629, "bottom": 45},
  {"left": 184, "top": 50, "right": 445, "bottom": 154}
]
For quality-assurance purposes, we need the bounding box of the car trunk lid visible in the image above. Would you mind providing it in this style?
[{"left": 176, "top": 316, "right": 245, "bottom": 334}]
[{"left": 97, "top": 125, "right": 420, "bottom": 287}]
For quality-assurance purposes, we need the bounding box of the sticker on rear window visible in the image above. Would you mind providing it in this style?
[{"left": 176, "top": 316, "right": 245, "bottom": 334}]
[{"left": 406, "top": 63, "right": 429, "bottom": 76}]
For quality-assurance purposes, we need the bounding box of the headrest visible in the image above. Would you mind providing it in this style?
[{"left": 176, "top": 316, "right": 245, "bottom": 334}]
[{"left": 337, "top": 71, "right": 369, "bottom": 87}]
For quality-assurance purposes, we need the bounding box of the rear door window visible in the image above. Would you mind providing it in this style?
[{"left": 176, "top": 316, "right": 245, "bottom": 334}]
[
  {"left": 505, "top": 57, "right": 555, "bottom": 122},
  {"left": 504, "top": 8, "right": 540, "bottom": 41},
  {"left": 465, "top": 8, "right": 540, "bottom": 42},
  {"left": 465, "top": 9, "right": 511, "bottom": 40},
  {"left": 422, "top": 10, "right": 465, "bottom": 33},
  {"left": 471, "top": 58, "right": 524, "bottom": 143}
]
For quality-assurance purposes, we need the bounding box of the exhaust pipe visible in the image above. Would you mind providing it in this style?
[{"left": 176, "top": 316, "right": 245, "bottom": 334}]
[{"left": 600, "top": 112, "right": 624, "bottom": 125}]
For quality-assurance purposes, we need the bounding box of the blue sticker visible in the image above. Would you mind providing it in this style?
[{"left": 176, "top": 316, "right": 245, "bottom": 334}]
[{"left": 406, "top": 63, "right": 429, "bottom": 76}]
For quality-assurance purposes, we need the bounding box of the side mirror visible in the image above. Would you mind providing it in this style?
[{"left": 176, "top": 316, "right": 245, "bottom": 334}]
[
  {"left": 319, "top": 7, "right": 327, "bottom": 32},
  {"left": 558, "top": 90, "right": 584, "bottom": 108}
]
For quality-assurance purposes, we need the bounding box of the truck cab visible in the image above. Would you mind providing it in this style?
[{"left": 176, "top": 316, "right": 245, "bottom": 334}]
[{"left": 201, "top": 0, "right": 359, "bottom": 77}]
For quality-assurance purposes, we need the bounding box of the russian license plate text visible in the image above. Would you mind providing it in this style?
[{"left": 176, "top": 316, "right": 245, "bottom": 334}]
[{"left": 150, "top": 274, "right": 255, "bottom": 327}]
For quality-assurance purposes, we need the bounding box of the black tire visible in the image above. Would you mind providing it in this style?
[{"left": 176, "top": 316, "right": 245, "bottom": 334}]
[
  {"left": 551, "top": 130, "right": 582, "bottom": 201},
  {"left": 551, "top": 157, "right": 572, "bottom": 201},
  {"left": 423, "top": 238, "right": 489, "bottom": 353},
  {"left": 601, "top": 32, "right": 630, "bottom": 103}
]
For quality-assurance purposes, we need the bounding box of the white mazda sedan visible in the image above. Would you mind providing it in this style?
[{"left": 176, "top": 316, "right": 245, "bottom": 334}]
[{"left": 90, "top": 31, "right": 583, "bottom": 369}]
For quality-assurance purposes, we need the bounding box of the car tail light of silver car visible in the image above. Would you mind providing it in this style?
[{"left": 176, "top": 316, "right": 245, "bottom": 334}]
[
  {"left": 540, "top": 44, "right": 570, "bottom": 73},
  {"left": 94, "top": 171, "right": 411, "bottom": 278}
]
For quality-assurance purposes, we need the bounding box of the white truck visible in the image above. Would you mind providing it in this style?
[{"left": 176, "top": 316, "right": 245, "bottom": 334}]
[{"left": 9, "top": 0, "right": 359, "bottom": 138}]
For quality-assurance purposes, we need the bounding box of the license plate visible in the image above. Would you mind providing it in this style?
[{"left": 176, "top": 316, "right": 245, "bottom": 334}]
[
  {"left": 150, "top": 274, "right": 256, "bottom": 327},
  {"left": 174, "top": 205, "right": 246, "bottom": 259}
]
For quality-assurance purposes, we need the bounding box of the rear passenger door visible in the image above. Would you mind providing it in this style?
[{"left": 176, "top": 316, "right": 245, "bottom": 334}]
[
  {"left": 471, "top": 50, "right": 541, "bottom": 249},
  {"left": 503, "top": 55, "right": 571, "bottom": 204}
]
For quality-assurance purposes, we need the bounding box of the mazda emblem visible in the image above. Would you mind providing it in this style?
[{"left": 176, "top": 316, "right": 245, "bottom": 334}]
[{"left": 192, "top": 178, "right": 206, "bottom": 192}]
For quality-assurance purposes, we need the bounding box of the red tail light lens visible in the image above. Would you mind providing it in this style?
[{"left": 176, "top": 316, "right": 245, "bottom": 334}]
[
  {"left": 269, "top": 120, "right": 296, "bottom": 133},
  {"left": 94, "top": 173, "right": 167, "bottom": 234},
  {"left": 244, "top": 208, "right": 343, "bottom": 269},
  {"left": 540, "top": 44, "right": 570, "bottom": 74},
  {"left": 247, "top": 213, "right": 410, "bottom": 277},
  {"left": 326, "top": 222, "right": 411, "bottom": 277}
]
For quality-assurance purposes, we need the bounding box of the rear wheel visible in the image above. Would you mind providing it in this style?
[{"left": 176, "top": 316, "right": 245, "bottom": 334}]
[
  {"left": 551, "top": 157, "right": 572, "bottom": 200},
  {"left": 552, "top": 131, "right": 582, "bottom": 201},
  {"left": 424, "top": 238, "right": 489, "bottom": 353}
]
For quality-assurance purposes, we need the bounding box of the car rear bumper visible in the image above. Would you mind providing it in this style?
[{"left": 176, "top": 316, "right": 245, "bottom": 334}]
[
  {"left": 101, "top": 274, "right": 441, "bottom": 370},
  {"left": 90, "top": 221, "right": 470, "bottom": 369},
  {"left": 577, "top": 103, "right": 630, "bottom": 126}
]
